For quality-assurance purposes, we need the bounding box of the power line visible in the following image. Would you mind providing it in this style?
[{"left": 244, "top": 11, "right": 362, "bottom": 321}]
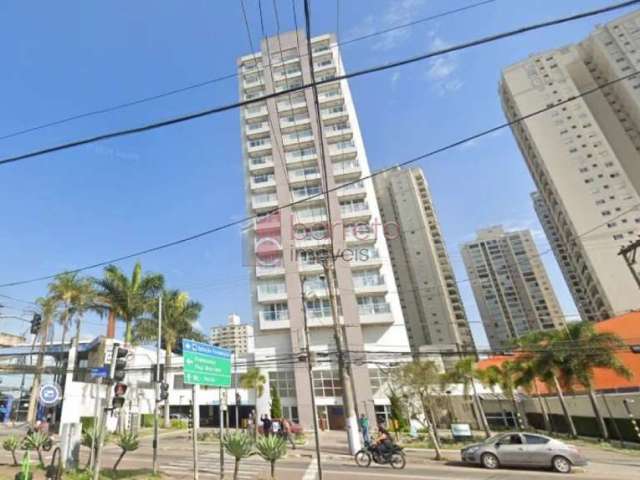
[
  {"left": 1, "top": 0, "right": 637, "bottom": 167},
  {"left": 0, "top": 0, "right": 497, "bottom": 143},
  {"left": 2, "top": 68, "right": 639, "bottom": 288}
]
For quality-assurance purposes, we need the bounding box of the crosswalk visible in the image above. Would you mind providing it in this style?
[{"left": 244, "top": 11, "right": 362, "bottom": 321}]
[{"left": 162, "top": 452, "right": 269, "bottom": 479}]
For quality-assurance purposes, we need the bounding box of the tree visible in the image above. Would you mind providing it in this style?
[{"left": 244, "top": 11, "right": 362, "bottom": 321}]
[
  {"left": 240, "top": 368, "right": 266, "bottom": 401},
  {"left": 81, "top": 430, "right": 100, "bottom": 469},
  {"left": 3, "top": 435, "right": 20, "bottom": 466},
  {"left": 133, "top": 289, "right": 202, "bottom": 428},
  {"left": 48, "top": 272, "right": 82, "bottom": 351},
  {"left": 94, "top": 262, "right": 164, "bottom": 344},
  {"left": 113, "top": 431, "right": 139, "bottom": 472},
  {"left": 391, "top": 361, "right": 443, "bottom": 460},
  {"left": 270, "top": 385, "right": 282, "bottom": 419},
  {"left": 23, "top": 431, "right": 48, "bottom": 467},
  {"left": 511, "top": 356, "right": 553, "bottom": 434},
  {"left": 552, "top": 322, "right": 631, "bottom": 440},
  {"left": 441, "top": 357, "right": 491, "bottom": 438},
  {"left": 515, "top": 330, "right": 578, "bottom": 438},
  {"left": 223, "top": 431, "right": 255, "bottom": 480},
  {"left": 481, "top": 361, "right": 526, "bottom": 430},
  {"left": 255, "top": 435, "right": 287, "bottom": 478},
  {"left": 388, "top": 389, "right": 409, "bottom": 433}
]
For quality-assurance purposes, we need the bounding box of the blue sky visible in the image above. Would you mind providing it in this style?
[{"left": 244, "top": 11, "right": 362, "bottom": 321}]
[{"left": 0, "top": 0, "right": 635, "bottom": 347}]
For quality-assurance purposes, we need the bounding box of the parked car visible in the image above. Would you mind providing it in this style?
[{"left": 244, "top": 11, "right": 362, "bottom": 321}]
[
  {"left": 169, "top": 413, "right": 188, "bottom": 420},
  {"left": 460, "top": 432, "right": 587, "bottom": 473}
]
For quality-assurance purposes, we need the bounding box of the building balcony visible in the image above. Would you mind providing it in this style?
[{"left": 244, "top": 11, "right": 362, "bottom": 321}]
[
  {"left": 291, "top": 188, "right": 323, "bottom": 204},
  {"left": 254, "top": 236, "right": 282, "bottom": 256},
  {"left": 353, "top": 280, "right": 388, "bottom": 295},
  {"left": 295, "top": 236, "right": 332, "bottom": 249},
  {"left": 344, "top": 229, "right": 376, "bottom": 245},
  {"left": 248, "top": 156, "right": 274, "bottom": 173},
  {"left": 286, "top": 151, "right": 318, "bottom": 166},
  {"left": 336, "top": 181, "right": 366, "bottom": 199},
  {"left": 318, "top": 89, "right": 342, "bottom": 104},
  {"left": 298, "top": 262, "right": 324, "bottom": 274},
  {"left": 359, "top": 310, "right": 394, "bottom": 325},
  {"left": 288, "top": 169, "right": 321, "bottom": 185},
  {"left": 273, "top": 69, "right": 302, "bottom": 82},
  {"left": 258, "top": 311, "right": 290, "bottom": 331},
  {"left": 340, "top": 205, "right": 371, "bottom": 222},
  {"left": 333, "top": 161, "right": 361, "bottom": 180},
  {"left": 314, "top": 62, "right": 336, "bottom": 75},
  {"left": 277, "top": 97, "right": 307, "bottom": 113},
  {"left": 250, "top": 177, "right": 276, "bottom": 191},
  {"left": 328, "top": 142, "right": 357, "bottom": 160},
  {"left": 325, "top": 128, "right": 352, "bottom": 142},
  {"left": 293, "top": 212, "right": 328, "bottom": 225},
  {"left": 245, "top": 122, "right": 270, "bottom": 138},
  {"left": 243, "top": 77, "right": 265, "bottom": 90},
  {"left": 247, "top": 142, "right": 272, "bottom": 154},
  {"left": 280, "top": 116, "right": 311, "bottom": 131},
  {"left": 251, "top": 193, "right": 278, "bottom": 210},
  {"left": 244, "top": 104, "right": 268, "bottom": 120},
  {"left": 256, "top": 288, "right": 288, "bottom": 303},
  {"left": 255, "top": 264, "right": 285, "bottom": 278},
  {"left": 321, "top": 108, "right": 348, "bottom": 122},
  {"left": 255, "top": 213, "right": 281, "bottom": 233},
  {"left": 350, "top": 253, "right": 383, "bottom": 270},
  {"left": 283, "top": 132, "right": 315, "bottom": 147}
]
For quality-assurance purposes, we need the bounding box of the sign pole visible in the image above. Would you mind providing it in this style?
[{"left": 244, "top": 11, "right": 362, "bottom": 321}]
[
  {"left": 219, "top": 387, "right": 225, "bottom": 480},
  {"left": 89, "top": 379, "right": 101, "bottom": 470},
  {"left": 153, "top": 295, "right": 162, "bottom": 475},
  {"left": 192, "top": 384, "right": 199, "bottom": 480}
]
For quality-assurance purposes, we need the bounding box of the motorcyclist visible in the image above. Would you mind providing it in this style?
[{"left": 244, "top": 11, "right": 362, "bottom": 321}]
[{"left": 373, "top": 423, "right": 393, "bottom": 460}]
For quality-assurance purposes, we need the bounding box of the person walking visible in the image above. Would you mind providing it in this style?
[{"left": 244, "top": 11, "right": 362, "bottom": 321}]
[
  {"left": 261, "top": 414, "right": 272, "bottom": 437},
  {"left": 282, "top": 418, "right": 296, "bottom": 449},
  {"left": 358, "top": 413, "right": 369, "bottom": 444}
]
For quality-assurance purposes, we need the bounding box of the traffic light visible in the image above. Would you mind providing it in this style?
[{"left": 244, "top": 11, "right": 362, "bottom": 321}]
[
  {"left": 30, "top": 313, "right": 42, "bottom": 335},
  {"left": 112, "top": 382, "right": 128, "bottom": 409},
  {"left": 111, "top": 346, "right": 129, "bottom": 382},
  {"left": 159, "top": 382, "right": 169, "bottom": 401}
]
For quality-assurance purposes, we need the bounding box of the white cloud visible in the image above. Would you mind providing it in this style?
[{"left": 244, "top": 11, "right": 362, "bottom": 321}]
[
  {"left": 425, "top": 34, "right": 463, "bottom": 96},
  {"left": 390, "top": 71, "right": 401, "bottom": 91},
  {"left": 349, "top": 0, "right": 427, "bottom": 52}
]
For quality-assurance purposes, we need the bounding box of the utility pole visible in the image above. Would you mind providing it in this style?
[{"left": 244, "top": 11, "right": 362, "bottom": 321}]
[
  {"left": 153, "top": 296, "right": 162, "bottom": 475},
  {"left": 299, "top": 277, "right": 323, "bottom": 480},
  {"left": 27, "top": 311, "right": 51, "bottom": 424},
  {"left": 322, "top": 258, "right": 361, "bottom": 454},
  {"left": 92, "top": 344, "right": 119, "bottom": 480},
  {"left": 619, "top": 239, "right": 640, "bottom": 289},
  {"left": 193, "top": 385, "right": 200, "bottom": 480},
  {"left": 219, "top": 387, "right": 224, "bottom": 480}
]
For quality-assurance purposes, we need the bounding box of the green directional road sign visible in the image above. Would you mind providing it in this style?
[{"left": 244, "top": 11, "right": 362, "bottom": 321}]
[{"left": 182, "top": 339, "right": 232, "bottom": 387}]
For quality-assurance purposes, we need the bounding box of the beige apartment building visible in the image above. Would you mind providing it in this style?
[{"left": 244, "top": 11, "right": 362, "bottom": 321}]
[
  {"left": 238, "top": 31, "right": 410, "bottom": 429},
  {"left": 210, "top": 314, "right": 254, "bottom": 355},
  {"left": 500, "top": 10, "right": 640, "bottom": 321},
  {"left": 461, "top": 227, "right": 566, "bottom": 350},
  {"left": 374, "top": 167, "right": 475, "bottom": 363}
]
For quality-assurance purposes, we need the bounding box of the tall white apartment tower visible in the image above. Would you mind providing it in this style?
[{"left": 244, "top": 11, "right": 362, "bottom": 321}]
[
  {"left": 500, "top": 10, "right": 640, "bottom": 321},
  {"left": 238, "top": 32, "right": 410, "bottom": 429},
  {"left": 374, "top": 167, "right": 475, "bottom": 363},
  {"left": 461, "top": 227, "right": 566, "bottom": 350}
]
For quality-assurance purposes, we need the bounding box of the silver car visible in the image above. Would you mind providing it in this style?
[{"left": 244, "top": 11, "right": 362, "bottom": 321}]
[{"left": 460, "top": 432, "right": 588, "bottom": 473}]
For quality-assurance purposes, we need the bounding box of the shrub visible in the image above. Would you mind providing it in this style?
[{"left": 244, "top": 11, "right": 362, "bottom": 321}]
[
  {"left": 170, "top": 419, "right": 188, "bottom": 430},
  {"left": 113, "top": 431, "right": 139, "bottom": 472},
  {"left": 2, "top": 435, "right": 20, "bottom": 465},
  {"left": 255, "top": 435, "right": 287, "bottom": 479},
  {"left": 223, "top": 431, "right": 254, "bottom": 480},
  {"left": 80, "top": 416, "right": 95, "bottom": 433}
]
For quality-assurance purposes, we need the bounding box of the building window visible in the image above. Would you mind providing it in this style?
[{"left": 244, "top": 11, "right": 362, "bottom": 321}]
[
  {"left": 269, "top": 371, "right": 296, "bottom": 398},
  {"left": 312, "top": 370, "right": 343, "bottom": 397}
]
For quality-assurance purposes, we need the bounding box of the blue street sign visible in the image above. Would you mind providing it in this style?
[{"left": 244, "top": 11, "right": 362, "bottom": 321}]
[
  {"left": 90, "top": 366, "right": 109, "bottom": 378},
  {"left": 38, "top": 383, "right": 62, "bottom": 407}
]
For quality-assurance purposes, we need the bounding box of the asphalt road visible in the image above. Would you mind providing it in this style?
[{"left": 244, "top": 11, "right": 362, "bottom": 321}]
[{"left": 1, "top": 429, "right": 639, "bottom": 480}]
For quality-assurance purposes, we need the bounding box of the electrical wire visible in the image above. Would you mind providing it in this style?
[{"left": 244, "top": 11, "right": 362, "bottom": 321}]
[
  {"left": 1, "top": 0, "right": 637, "bottom": 167},
  {"left": 0, "top": 0, "right": 497, "bottom": 143},
  {"left": 2, "top": 68, "right": 639, "bottom": 288}
]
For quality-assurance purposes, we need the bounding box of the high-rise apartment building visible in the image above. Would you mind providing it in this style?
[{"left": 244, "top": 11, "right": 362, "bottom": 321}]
[
  {"left": 238, "top": 32, "right": 410, "bottom": 429},
  {"left": 210, "top": 314, "right": 254, "bottom": 355},
  {"left": 461, "top": 226, "right": 566, "bottom": 350},
  {"left": 374, "top": 167, "right": 475, "bottom": 362},
  {"left": 500, "top": 10, "right": 640, "bottom": 321}
]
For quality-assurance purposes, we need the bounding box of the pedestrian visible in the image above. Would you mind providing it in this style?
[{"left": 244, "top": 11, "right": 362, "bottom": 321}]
[
  {"left": 358, "top": 413, "right": 369, "bottom": 444},
  {"left": 248, "top": 411, "right": 255, "bottom": 437},
  {"left": 282, "top": 418, "right": 296, "bottom": 449},
  {"left": 261, "top": 414, "right": 272, "bottom": 436}
]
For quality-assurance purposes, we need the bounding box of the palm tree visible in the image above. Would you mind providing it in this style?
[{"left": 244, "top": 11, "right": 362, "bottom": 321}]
[
  {"left": 442, "top": 357, "right": 491, "bottom": 438},
  {"left": 515, "top": 330, "right": 578, "bottom": 438},
  {"left": 551, "top": 322, "right": 631, "bottom": 440},
  {"left": 94, "top": 262, "right": 164, "bottom": 344},
  {"left": 240, "top": 367, "right": 266, "bottom": 437},
  {"left": 113, "top": 431, "right": 139, "bottom": 472},
  {"left": 133, "top": 289, "right": 203, "bottom": 428},
  {"left": 482, "top": 361, "right": 525, "bottom": 430},
  {"left": 511, "top": 356, "right": 553, "bottom": 434},
  {"left": 48, "top": 272, "right": 82, "bottom": 350}
]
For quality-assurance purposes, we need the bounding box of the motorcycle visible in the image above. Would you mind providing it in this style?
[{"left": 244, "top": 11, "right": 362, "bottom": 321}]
[{"left": 354, "top": 440, "right": 406, "bottom": 469}]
